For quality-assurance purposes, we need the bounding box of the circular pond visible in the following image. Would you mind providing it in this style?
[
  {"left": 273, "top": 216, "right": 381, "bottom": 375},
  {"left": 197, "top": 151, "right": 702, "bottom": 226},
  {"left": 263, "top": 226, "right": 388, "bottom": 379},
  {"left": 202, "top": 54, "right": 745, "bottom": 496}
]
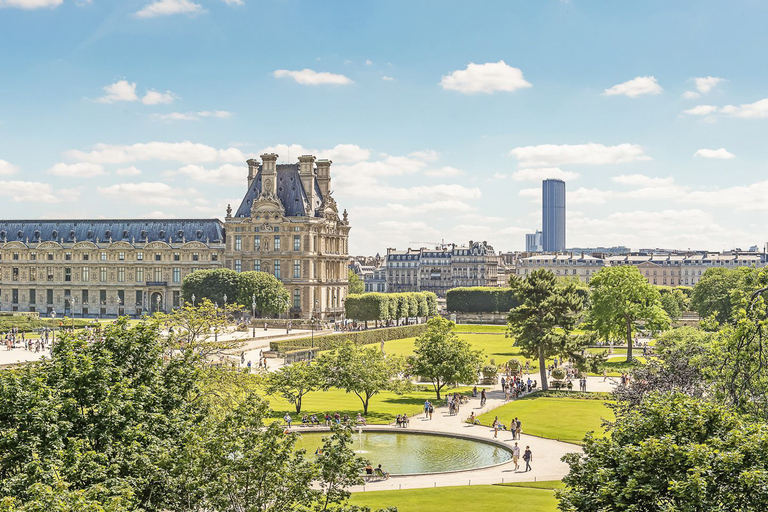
[{"left": 295, "top": 430, "right": 512, "bottom": 475}]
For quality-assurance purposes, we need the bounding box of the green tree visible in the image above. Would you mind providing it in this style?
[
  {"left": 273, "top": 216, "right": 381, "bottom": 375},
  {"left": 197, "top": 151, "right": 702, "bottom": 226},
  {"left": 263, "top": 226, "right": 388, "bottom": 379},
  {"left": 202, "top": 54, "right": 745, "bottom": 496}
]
[
  {"left": 237, "top": 270, "right": 290, "bottom": 315},
  {"left": 319, "top": 341, "right": 407, "bottom": 415},
  {"left": 348, "top": 270, "right": 365, "bottom": 295},
  {"left": 507, "top": 269, "right": 584, "bottom": 391},
  {"left": 180, "top": 268, "right": 240, "bottom": 307},
  {"left": 659, "top": 291, "right": 681, "bottom": 319},
  {"left": 313, "top": 426, "right": 367, "bottom": 512},
  {"left": 264, "top": 362, "right": 322, "bottom": 414},
  {"left": 691, "top": 267, "right": 755, "bottom": 324},
  {"left": 411, "top": 317, "right": 483, "bottom": 399},
  {"left": 588, "top": 266, "right": 670, "bottom": 362},
  {"left": 156, "top": 298, "right": 243, "bottom": 359},
  {"left": 559, "top": 393, "right": 768, "bottom": 511}
]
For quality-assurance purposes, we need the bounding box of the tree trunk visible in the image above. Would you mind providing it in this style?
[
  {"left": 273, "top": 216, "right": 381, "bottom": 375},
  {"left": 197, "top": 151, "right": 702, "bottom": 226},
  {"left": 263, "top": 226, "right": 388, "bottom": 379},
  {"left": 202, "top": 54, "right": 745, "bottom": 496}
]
[
  {"left": 296, "top": 396, "right": 302, "bottom": 414},
  {"left": 363, "top": 395, "right": 370, "bottom": 415},
  {"left": 539, "top": 348, "right": 548, "bottom": 391},
  {"left": 626, "top": 317, "right": 633, "bottom": 362},
  {"left": 435, "top": 380, "right": 442, "bottom": 400}
]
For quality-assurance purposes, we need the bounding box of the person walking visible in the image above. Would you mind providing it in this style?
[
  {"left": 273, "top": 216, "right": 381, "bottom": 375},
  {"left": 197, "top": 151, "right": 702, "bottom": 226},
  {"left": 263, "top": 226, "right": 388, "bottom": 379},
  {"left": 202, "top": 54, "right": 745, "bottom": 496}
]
[
  {"left": 512, "top": 442, "right": 520, "bottom": 471},
  {"left": 480, "top": 388, "right": 487, "bottom": 407},
  {"left": 523, "top": 446, "right": 532, "bottom": 472}
]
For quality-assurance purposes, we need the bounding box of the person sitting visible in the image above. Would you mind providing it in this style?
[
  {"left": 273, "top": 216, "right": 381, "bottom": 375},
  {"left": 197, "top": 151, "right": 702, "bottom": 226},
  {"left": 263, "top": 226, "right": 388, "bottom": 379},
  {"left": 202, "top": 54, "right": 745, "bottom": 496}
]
[
  {"left": 301, "top": 414, "right": 309, "bottom": 425},
  {"left": 364, "top": 464, "right": 374, "bottom": 480},
  {"left": 402, "top": 413, "right": 410, "bottom": 427},
  {"left": 395, "top": 414, "right": 402, "bottom": 427},
  {"left": 375, "top": 464, "right": 390, "bottom": 480},
  {"left": 342, "top": 414, "right": 350, "bottom": 424},
  {"left": 310, "top": 414, "right": 319, "bottom": 426},
  {"left": 468, "top": 412, "right": 477, "bottom": 425},
  {"left": 356, "top": 413, "right": 367, "bottom": 426}
]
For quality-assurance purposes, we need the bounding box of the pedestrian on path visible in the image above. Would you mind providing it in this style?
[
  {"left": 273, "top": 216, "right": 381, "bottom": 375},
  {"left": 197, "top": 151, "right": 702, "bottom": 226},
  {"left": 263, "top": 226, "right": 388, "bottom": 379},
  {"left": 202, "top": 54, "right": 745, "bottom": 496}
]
[
  {"left": 523, "top": 446, "right": 532, "bottom": 472},
  {"left": 512, "top": 442, "right": 520, "bottom": 471},
  {"left": 480, "top": 388, "right": 486, "bottom": 407}
]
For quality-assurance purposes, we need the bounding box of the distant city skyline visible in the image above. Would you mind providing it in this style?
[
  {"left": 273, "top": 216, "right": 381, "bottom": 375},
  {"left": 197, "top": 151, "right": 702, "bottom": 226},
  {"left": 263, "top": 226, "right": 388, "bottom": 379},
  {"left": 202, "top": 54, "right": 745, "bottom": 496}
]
[
  {"left": 542, "top": 179, "right": 566, "bottom": 252},
  {"left": 2, "top": 1, "right": 768, "bottom": 254}
]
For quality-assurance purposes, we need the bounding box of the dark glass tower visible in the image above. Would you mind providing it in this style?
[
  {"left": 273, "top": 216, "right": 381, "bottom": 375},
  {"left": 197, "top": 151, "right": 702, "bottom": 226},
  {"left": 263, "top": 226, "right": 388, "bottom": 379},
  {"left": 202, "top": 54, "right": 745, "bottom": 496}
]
[{"left": 542, "top": 179, "right": 566, "bottom": 252}]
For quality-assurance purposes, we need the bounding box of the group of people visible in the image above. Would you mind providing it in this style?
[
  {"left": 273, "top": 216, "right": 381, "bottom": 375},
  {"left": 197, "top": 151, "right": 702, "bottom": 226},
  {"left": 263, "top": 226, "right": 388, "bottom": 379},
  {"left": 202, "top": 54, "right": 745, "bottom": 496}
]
[
  {"left": 446, "top": 393, "right": 467, "bottom": 416},
  {"left": 4, "top": 328, "right": 49, "bottom": 352},
  {"left": 500, "top": 375, "right": 536, "bottom": 400},
  {"left": 511, "top": 442, "right": 533, "bottom": 472},
  {"left": 488, "top": 415, "right": 523, "bottom": 439},
  {"left": 284, "top": 411, "right": 368, "bottom": 427},
  {"left": 395, "top": 413, "right": 410, "bottom": 427}
]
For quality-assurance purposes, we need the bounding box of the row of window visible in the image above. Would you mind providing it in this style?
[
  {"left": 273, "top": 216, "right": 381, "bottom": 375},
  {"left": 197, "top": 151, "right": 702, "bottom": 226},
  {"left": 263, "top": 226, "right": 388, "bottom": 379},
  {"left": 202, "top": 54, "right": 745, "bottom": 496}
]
[
  {"left": 231, "top": 259, "right": 304, "bottom": 279},
  {"left": 8, "top": 266, "right": 199, "bottom": 283},
  {"left": 2, "top": 251, "right": 214, "bottom": 262},
  {"left": 233, "top": 235, "right": 302, "bottom": 252}
]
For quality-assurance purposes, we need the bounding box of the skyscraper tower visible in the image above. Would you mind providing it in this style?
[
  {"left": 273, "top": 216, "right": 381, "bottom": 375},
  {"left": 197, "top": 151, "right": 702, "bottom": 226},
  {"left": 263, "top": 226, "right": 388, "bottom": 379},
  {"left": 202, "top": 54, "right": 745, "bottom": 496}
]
[{"left": 542, "top": 179, "right": 565, "bottom": 252}]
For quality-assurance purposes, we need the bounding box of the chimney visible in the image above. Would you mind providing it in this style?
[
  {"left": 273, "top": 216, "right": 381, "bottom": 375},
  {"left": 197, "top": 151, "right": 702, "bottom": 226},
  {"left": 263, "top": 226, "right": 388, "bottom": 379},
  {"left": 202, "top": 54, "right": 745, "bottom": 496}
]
[
  {"left": 260, "top": 153, "right": 278, "bottom": 196},
  {"left": 316, "top": 159, "right": 332, "bottom": 199},
  {"left": 298, "top": 155, "right": 316, "bottom": 215},
  {"left": 246, "top": 159, "right": 259, "bottom": 188}
]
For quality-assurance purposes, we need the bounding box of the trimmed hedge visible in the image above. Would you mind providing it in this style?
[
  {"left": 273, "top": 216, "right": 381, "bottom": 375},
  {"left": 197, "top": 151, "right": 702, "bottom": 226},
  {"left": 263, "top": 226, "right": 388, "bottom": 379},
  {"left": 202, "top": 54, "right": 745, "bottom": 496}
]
[
  {"left": 0, "top": 316, "right": 95, "bottom": 333},
  {"left": 344, "top": 292, "right": 438, "bottom": 322},
  {"left": 446, "top": 287, "right": 518, "bottom": 313},
  {"left": 269, "top": 324, "right": 428, "bottom": 354}
]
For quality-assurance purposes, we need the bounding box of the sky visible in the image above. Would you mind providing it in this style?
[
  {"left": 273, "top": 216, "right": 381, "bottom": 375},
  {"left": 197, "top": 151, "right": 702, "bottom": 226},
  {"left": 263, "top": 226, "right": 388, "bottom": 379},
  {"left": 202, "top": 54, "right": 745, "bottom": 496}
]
[{"left": 1, "top": 0, "right": 768, "bottom": 256}]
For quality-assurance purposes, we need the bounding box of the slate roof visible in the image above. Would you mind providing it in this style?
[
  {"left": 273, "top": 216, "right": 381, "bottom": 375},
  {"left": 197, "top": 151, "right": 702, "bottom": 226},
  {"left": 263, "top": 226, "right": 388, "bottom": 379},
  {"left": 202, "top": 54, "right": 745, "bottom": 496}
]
[
  {"left": 0, "top": 219, "right": 224, "bottom": 244},
  {"left": 234, "top": 163, "right": 323, "bottom": 218}
]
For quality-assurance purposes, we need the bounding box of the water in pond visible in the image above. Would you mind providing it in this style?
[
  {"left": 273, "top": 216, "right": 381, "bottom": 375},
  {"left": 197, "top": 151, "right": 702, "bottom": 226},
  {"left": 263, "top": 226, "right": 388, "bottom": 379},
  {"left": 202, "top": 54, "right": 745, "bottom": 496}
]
[{"left": 294, "top": 431, "right": 512, "bottom": 475}]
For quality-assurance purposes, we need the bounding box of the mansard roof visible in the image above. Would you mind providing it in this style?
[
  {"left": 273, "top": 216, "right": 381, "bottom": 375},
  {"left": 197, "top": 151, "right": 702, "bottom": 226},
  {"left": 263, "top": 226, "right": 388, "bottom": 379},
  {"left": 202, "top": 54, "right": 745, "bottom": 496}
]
[
  {"left": 234, "top": 163, "right": 324, "bottom": 218},
  {"left": 0, "top": 219, "right": 224, "bottom": 244}
]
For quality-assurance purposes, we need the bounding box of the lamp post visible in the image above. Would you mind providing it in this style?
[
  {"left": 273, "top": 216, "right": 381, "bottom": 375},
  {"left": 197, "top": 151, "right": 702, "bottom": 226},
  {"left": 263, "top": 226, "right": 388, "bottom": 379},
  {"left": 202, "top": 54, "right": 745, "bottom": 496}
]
[
  {"left": 214, "top": 302, "right": 219, "bottom": 342},
  {"left": 251, "top": 293, "right": 256, "bottom": 338},
  {"left": 341, "top": 297, "right": 345, "bottom": 331}
]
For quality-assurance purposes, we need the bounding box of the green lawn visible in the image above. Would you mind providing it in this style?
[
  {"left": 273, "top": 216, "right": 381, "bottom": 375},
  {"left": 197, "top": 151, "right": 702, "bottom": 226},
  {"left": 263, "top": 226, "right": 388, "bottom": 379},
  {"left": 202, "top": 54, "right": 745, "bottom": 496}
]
[
  {"left": 262, "top": 386, "right": 473, "bottom": 424},
  {"left": 349, "top": 481, "right": 560, "bottom": 512},
  {"left": 476, "top": 394, "right": 614, "bottom": 444},
  {"left": 453, "top": 324, "right": 507, "bottom": 333},
  {"left": 384, "top": 333, "right": 547, "bottom": 370}
]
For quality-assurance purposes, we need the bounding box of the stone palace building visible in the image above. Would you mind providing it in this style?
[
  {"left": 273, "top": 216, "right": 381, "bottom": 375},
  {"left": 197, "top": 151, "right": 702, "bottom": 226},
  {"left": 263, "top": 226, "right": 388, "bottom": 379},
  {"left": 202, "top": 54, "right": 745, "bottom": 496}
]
[{"left": 0, "top": 154, "right": 350, "bottom": 320}]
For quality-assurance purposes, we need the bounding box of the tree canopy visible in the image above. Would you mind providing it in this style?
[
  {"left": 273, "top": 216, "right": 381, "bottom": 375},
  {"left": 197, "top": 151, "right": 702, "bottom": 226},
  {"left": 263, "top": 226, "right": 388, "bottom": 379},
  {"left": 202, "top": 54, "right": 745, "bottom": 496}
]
[
  {"left": 587, "top": 266, "right": 670, "bottom": 361},
  {"left": 347, "top": 270, "right": 365, "bottom": 295},
  {"left": 181, "top": 268, "right": 240, "bottom": 307},
  {"left": 559, "top": 392, "right": 768, "bottom": 511},
  {"left": 691, "top": 267, "right": 756, "bottom": 324},
  {"left": 411, "top": 316, "right": 483, "bottom": 399},
  {"left": 507, "top": 269, "right": 585, "bottom": 391},
  {"left": 238, "top": 271, "right": 290, "bottom": 316}
]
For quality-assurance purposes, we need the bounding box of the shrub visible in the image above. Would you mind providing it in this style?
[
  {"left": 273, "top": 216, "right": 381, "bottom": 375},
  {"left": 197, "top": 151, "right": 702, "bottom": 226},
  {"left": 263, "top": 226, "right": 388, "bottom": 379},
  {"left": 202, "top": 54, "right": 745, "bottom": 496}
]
[
  {"left": 551, "top": 367, "right": 567, "bottom": 380},
  {"left": 344, "top": 292, "right": 437, "bottom": 322},
  {"left": 446, "top": 287, "right": 518, "bottom": 313},
  {"left": 269, "top": 324, "right": 428, "bottom": 354}
]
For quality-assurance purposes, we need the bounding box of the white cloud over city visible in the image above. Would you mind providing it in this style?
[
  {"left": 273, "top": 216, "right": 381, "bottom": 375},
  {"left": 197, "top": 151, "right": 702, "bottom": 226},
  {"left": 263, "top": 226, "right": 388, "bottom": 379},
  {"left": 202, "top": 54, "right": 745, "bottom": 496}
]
[
  {"left": 603, "top": 76, "right": 662, "bottom": 97},
  {"left": 440, "top": 61, "right": 532, "bottom": 94}
]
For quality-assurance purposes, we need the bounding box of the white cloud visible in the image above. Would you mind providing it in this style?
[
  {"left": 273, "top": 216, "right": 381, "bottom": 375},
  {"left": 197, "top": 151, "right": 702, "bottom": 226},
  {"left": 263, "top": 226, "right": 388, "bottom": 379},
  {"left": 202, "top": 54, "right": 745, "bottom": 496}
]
[
  {"left": 382, "top": 76, "right": 394, "bottom": 81},
  {"left": 720, "top": 98, "right": 768, "bottom": 118},
  {"left": 510, "top": 143, "right": 650, "bottom": 167},
  {"left": 0, "top": 181, "right": 78, "bottom": 203},
  {"left": 95, "top": 80, "right": 138, "bottom": 104},
  {"left": 365, "top": 59, "right": 373, "bottom": 65},
  {"left": 682, "top": 181, "right": 768, "bottom": 211},
  {"left": 47, "top": 162, "right": 105, "bottom": 178},
  {"left": 694, "top": 76, "right": 723, "bottom": 94},
  {"left": 511, "top": 167, "right": 580, "bottom": 182},
  {"left": 694, "top": 148, "right": 736, "bottom": 159},
  {"left": 98, "top": 182, "right": 193, "bottom": 206},
  {"left": 176, "top": 163, "right": 243, "bottom": 184},
  {"left": 683, "top": 105, "right": 719, "bottom": 116},
  {"left": 0, "top": 0, "right": 62, "bottom": 8},
  {"left": 65, "top": 141, "right": 246, "bottom": 164},
  {"left": 220, "top": 0, "right": 243, "bottom": 4},
  {"left": 153, "top": 110, "right": 232, "bottom": 122},
  {"left": 356, "top": 200, "right": 473, "bottom": 217},
  {"left": 257, "top": 143, "right": 371, "bottom": 164},
  {"left": 424, "top": 166, "right": 464, "bottom": 178},
  {"left": 409, "top": 150, "right": 439, "bottom": 162},
  {"left": 611, "top": 174, "right": 674, "bottom": 187},
  {"left": 141, "top": 90, "right": 176, "bottom": 105},
  {"left": 116, "top": 166, "right": 142, "bottom": 176},
  {"left": 94, "top": 80, "right": 176, "bottom": 105},
  {"left": 518, "top": 187, "right": 539, "bottom": 199},
  {"left": 135, "top": 0, "right": 204, "bottom": 18},
  {"left": 603, "top": 76, "right": 663, "bottom": 97},
  {"left": 273, "top": 69, "right": 353, "bottom": 86},
  {"left": 440, "top": 60, "right": 532, "bottom": 94},
  {"left": 0, "top": 160, "right": 19, "bottom": 176}
]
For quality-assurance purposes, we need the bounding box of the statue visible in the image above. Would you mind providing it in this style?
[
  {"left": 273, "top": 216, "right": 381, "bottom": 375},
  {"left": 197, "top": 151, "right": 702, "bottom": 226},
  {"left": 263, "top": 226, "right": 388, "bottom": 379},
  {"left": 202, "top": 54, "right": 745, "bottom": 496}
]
[{"left": 226, "top": 204, "right": 232, "bottom": 218}]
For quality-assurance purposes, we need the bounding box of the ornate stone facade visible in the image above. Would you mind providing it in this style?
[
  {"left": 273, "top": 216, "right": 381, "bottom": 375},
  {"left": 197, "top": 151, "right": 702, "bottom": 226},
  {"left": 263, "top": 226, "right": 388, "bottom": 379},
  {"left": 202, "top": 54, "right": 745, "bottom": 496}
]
[
  {"left": 223, "top": 153, "right": 350, "bottom": 320},
  {"left": 0, "top": 220, "right": 225, "bottom": 317}
]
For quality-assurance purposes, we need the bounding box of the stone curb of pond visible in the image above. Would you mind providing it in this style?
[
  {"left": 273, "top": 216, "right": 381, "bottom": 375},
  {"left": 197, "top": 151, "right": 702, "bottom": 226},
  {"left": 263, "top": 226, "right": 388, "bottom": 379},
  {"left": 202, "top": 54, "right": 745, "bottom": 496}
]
[{"left": 287, "top": 425, "right": 518, "bottom": 477}]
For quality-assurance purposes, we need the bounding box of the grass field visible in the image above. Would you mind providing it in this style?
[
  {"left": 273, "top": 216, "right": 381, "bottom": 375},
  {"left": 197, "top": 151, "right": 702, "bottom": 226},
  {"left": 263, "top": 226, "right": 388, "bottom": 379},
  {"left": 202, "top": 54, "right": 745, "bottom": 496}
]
[
  {"left": 384, "top": 333, "right": 547, "bottom": 370},
  {"left": 453, "top": 324, "right": 508, "bottom": 333},
  {"left": 262, "top": 385, "right": 474, "bottom": 424},
  {"left": 476, "top": 394, "right": 614, "bottom": 445},
  {"left": 349, "top": 481, "right": 560, "bottom": 512}
]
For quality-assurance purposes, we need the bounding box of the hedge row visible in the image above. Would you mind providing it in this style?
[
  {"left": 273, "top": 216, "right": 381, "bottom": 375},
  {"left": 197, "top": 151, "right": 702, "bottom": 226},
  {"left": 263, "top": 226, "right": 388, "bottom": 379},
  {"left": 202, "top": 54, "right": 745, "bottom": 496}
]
[
  {"left": 269, "top": 324, "right": 428, "bottom": 354},
  {"left": 344, "top": 292, "right": 438, "bottom": 322},
  {"left": 0, "top": 316, "right": 95, "bottom": 333},
  {"left": 446, "top": 287, "right": 518, "bottom": 313}
]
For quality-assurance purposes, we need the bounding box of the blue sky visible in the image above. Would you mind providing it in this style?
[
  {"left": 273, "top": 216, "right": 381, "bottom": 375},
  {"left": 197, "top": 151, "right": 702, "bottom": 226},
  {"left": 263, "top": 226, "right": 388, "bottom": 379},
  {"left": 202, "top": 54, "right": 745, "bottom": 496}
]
[{"left": 2, "top": 0, "right": 768, "bottom": 255}]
